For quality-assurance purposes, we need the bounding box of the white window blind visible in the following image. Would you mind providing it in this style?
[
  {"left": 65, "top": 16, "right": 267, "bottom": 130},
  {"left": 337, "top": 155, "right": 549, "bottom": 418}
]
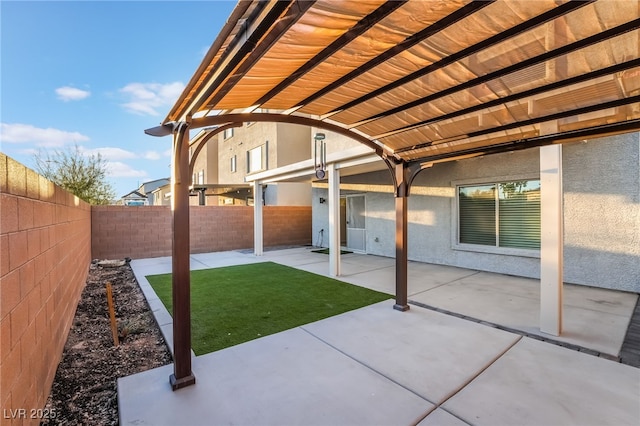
[{"left": 459, "top": 180, "right": 540, "bottom": 250}]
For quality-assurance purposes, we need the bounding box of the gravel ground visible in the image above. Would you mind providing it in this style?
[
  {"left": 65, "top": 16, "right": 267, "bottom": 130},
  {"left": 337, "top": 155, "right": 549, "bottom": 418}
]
[{"left": 41, "top": 260, "right": 172, "bottom": 425}]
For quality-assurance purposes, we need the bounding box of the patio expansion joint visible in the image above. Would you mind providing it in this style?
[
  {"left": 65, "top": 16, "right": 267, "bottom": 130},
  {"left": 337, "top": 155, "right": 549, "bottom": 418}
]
[
  {"left": 188, "top": 255, "right": 210, "bottom": 268},
  {"left": 409, "top": 270, "right": 482, "bottom": 297},
  {"left": 408, "top": 300, "right": 632, "bottom": 366},
  {"left": 339, "top": 263, "right": 395, "bottom": 277},
  {"left": 413, "top": 334, "right": 524, "bottom": 426},
  {"left": 298, "top": 326, "right": 435, "bottom": 407}
]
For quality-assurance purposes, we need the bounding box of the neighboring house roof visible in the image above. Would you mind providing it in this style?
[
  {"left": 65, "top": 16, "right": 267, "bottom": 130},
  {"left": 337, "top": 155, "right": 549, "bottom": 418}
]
[
  {"left": 141, "top": 177, "right": 170, "bottom": 186},
  {"left": 121, "top": 190, "right": 147, "bottom": 200},
  {"left": 138, "top": 178, "right": 170, "bottom": 195},
  {"left": 119, "top": 178, "right": 171, "bottom": 204}
]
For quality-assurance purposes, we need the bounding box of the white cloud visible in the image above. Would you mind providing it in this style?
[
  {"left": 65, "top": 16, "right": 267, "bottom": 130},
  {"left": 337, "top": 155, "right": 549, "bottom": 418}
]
[
  {"left": 106, "top": 161, "right": 148, "bottom": 178},
  {"left": 143, "top": 151, "right": 161, "bottom": 160},
  {"left": 0, "top": 123, "right": 90, "bottom": 147},
  {"left": 163, "top": 148, "right": 172, "bottom": 157},
  {"left": 55, "top": 86, "right": 91, "bottom": 101},
  {"left": 80, "top": 147, "right": 137, "bottom": 161},
  {"left": 17, "top": 148, "right": 38, "bottom": 156},
  {"left": 119, "top": 82, "right": 185, "bottom": 116},
  {"left": 77, "top": 147, "right": 164, "bottom": 162}
]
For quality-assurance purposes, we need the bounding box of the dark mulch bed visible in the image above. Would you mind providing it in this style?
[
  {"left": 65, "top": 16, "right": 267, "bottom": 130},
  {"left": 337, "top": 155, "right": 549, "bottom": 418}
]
[{"left": 41, "top": 260, "right": 172, "bottom": 425}]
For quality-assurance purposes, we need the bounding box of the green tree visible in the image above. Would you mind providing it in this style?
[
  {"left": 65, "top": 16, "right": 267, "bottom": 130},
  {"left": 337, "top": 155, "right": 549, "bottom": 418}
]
[{"left": 34, "top": 144, "right": 116, "bottom": 205}]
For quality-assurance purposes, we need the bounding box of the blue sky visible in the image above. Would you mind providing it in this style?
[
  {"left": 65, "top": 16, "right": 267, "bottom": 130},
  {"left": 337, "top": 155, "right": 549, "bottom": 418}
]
[{"left": 1, "top": 0, "right": 237, "bottom": 197}]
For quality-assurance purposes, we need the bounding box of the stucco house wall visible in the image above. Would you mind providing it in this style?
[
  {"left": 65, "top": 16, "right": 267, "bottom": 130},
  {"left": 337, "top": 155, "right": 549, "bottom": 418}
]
[
  {"left": 562, "top": 133, "right": 639, "bottom": 290},
  {"left": 312, "top": 134, "right": 640, "bottom": 292},
  {"left": 217, "top": 120, "right": 312, "bottom": 206}
]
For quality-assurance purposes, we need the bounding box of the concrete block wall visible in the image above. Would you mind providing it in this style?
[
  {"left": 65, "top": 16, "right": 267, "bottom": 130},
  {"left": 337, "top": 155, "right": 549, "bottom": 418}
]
[
  {"left": 190, "top": 206, "right": 254, "bottom": 253},
  {"left": 0, "top": 153, "right": 91, "bottom": 425},
  {"left": 91, "top": 205, "right": 312, "bottom": 259},
  {"left": 263, "top": 206, "right": 312, "bottom": 247},
  {"left": 91, "top": 206, "right": 172, "bottom": 259}
]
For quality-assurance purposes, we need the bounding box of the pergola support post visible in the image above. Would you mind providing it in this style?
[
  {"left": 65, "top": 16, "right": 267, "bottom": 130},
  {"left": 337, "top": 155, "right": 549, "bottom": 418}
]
[
  {"left": 328, "top": 163, "right": 341, "bottom": 276},
  {"left": 253, "top": 181, "right": 264, "bottom": 256},
  {"left": 540, "top": 144, "right": 563, "bottom": 336},
  {"left": 169, "top": 123, "right": 196, "bottom": 390},
  {"left": 394, "top": 162, "right": 410, "bottom": 311}
]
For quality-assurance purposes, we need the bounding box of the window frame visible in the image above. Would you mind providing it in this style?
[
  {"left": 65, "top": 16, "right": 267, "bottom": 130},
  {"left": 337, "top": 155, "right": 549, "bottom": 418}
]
[
  {"left": 230, "top": 155, "right": 237, "bottom": 173},
  {"left": 451, "top": 175, "right": 541, "bottom": 258},
  {"left": 246, "top": 142, "right": 268, "bottom": 174}
]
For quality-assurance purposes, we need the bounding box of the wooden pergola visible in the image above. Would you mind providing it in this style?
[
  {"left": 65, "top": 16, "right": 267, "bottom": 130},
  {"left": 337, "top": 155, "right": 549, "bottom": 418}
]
[{"left": 145, "top": 0, "right": 640, "bottom": 390}]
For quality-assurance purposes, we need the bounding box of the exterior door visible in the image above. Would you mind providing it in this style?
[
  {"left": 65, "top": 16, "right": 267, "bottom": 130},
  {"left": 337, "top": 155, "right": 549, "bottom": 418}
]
[{"left": 345, "top": 195, "right": 366, "bottom": 252}]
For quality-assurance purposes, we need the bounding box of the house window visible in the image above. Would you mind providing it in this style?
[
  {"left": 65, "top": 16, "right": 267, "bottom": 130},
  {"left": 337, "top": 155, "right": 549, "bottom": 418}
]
[
  {"left": 247, "top": 143, "right": 267, "bottom": 173},
  {"left": 223, "top": 128, "right": 234, "bottom": 139},
  {"left": 197, "top": 169, "right": 204, "bottom": 185},
  {"left": 458, "top": 180, "right": 540, "bottom": 250},
  {"left": 230, "top": 155, "right": 237, "bottom": 172}
]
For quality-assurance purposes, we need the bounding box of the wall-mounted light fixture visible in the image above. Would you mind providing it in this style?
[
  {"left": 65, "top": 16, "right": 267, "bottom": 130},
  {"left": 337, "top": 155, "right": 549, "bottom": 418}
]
[
  {"left": 319, "top": 197, "right": 326, "bottom": 204},
  {"left": 314, "top": 132, "right": 326, "bottom": 179}
]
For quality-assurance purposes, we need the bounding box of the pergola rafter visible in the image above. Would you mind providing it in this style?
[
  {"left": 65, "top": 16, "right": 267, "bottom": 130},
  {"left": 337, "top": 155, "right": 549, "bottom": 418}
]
[
  {"left": 372, "top": 58, "right": 640, "bottom": 140},
  {"left": 251, "top": 1, "right": 408, "bottom": 109},
  {"left": 331, "top": 0, "right": 595, "bottom": 121},
  {"left": 289, "top": 0, "right": 495, "bottom": 113}
]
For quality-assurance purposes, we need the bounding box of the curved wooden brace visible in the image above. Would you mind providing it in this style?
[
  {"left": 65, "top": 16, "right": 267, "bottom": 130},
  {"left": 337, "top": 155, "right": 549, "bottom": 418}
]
[
  {"left": 172, "top": 122, "right": 190, "bottom": 186},
  {"left": 149, "top": 112, "right": 408, "bottom": 196},
  {"left": 188, "top": 123, "right": 242, "bottom": 176},
  {"left": 405, "top": 162, "right": 432, "bottom": 197},
  {"left": 190, "top": 112, "right": 400, "bottom": 162}
]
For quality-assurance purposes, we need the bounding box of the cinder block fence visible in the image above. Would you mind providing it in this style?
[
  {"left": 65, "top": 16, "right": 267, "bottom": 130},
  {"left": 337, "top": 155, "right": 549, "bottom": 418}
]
[
  {"left": 1, "top": 154, "right": 91, "bottom": 424},
  {"left": 0, "top": 153, "right": 311, "bottom": 425},
  {"left": 91, "top": 205, "right": 311, "bottom": 260}
]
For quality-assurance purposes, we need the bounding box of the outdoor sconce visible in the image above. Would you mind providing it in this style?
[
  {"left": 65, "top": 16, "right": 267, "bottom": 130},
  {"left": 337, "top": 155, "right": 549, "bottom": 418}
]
[
  {"left": 319, "top": 197, "right": 326, "bottom": 204},
  {"left": 314, "top": 132, "right": 326, "bottom": 179}
]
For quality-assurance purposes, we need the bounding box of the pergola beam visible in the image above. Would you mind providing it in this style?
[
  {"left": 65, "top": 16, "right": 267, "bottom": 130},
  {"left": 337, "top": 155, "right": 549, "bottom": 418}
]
[
  {"left": 165, "top": 1, "right": 253, "bottom": 123},
  {"left": 396, "top": 97, "right": 640, "bottom": 157},
  {"left": 402, "top": 119, "right": 640, "bottom": 165},
  {"left": 181, "top": 1, "right": 292, "bottom": 120},
  {"left": 203, "top": 0, "right": 316, "bottom": 109}
]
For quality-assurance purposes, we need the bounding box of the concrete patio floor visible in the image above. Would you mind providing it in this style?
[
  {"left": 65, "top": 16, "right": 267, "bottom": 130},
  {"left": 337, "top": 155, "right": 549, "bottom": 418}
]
[{"left": 119, "top": 247, "right": 639, "bottom": 425}]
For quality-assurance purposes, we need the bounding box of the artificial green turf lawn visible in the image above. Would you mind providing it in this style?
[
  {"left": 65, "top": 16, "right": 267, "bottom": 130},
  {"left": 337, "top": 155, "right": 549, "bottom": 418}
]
[{"left": 146, "top": 262, "right": 391, "bottom": 355}]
